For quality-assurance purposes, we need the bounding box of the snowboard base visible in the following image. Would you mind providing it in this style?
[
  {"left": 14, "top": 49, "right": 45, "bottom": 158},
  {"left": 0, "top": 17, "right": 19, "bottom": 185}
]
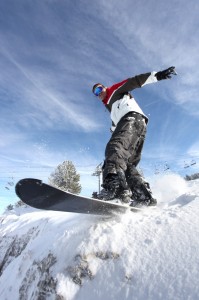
[{"left": 15, "top": 178, "right": 142, "bottom": 216}]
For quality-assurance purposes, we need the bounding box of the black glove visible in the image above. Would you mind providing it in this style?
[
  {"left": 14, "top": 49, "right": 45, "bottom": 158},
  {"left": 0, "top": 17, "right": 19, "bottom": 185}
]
[{"left": 155, "top": 66, "right": 177, "bottom": 81}]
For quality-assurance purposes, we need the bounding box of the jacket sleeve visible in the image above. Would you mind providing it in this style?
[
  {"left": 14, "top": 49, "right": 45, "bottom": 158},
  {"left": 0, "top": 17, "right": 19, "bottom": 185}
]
[{"left": 118, "top": 72, "right": 158, "bottom": 93}]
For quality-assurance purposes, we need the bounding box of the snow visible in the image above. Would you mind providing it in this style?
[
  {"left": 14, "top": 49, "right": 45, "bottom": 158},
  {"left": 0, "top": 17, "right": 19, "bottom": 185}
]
[{"left": 0, "top": 174, "right": 199, "bottom": 300}]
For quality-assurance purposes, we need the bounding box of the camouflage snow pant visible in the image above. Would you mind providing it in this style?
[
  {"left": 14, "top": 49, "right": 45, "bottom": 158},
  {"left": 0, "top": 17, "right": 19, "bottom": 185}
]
[{"left": 103, "top": 112, "right": 152, "bottom": 199}]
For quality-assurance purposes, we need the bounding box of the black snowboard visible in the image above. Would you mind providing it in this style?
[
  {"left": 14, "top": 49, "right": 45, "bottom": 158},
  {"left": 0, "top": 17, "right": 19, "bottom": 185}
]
[{"left": 15, "top": 178, "right": 140, "bottom": 216}]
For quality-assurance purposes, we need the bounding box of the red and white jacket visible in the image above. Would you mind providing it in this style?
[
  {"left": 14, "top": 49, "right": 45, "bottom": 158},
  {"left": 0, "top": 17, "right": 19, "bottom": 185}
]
[{"left": 102, "top": 72, "right": 157, "bottom": 128}]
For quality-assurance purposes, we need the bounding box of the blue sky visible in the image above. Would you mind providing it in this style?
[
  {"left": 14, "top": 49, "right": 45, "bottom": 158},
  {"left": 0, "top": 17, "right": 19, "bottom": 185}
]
[{"left": 0, "top": 0, "right": 199, "bottom": 212}]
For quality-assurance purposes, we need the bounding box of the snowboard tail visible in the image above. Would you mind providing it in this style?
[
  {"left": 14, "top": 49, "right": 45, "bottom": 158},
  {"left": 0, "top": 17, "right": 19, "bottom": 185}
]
[{"left": 15, "top": 178, "right": 138, "bottom": 216}]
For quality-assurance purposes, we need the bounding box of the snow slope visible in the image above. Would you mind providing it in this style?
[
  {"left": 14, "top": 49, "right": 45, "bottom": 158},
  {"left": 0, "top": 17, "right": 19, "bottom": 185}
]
[{"left": 0, "top": 174, "right": 199, "bottom": 300}]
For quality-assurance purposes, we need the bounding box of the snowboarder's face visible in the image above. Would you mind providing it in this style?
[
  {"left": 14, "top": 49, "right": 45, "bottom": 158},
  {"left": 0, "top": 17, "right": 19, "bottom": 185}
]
[
  {"left": 98, "top": 87, "right": 107, "bottom": 101},
  {"left": 94, "top": 84, "right": 107, "bottom": 100}
]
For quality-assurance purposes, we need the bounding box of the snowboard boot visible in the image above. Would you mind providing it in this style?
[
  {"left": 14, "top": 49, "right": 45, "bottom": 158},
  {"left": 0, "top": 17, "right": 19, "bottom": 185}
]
[
  {"left": 130, "top": 197, "right": 157, "bottom": 207},
  {"left": 102, "top": 174, "right": 120, "bottom": 200},
  {"left": 130, "top": 183, "right": 157, "bottom": 207},
  {"left": 115, "top": 169, "right": 132, "bottom": 203},
  {"left": 102, "top": 170, "right": 131, "bottom": 203},
  {"left": 119, "top": 189, "right": 132, "bottom": 204},
  {"left": 114, "top": 187, "right": 132, "bottom": 203}
]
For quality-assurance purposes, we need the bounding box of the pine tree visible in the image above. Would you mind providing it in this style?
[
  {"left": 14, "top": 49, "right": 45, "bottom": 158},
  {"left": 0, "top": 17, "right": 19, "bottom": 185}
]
[{"left": 49, "top": 160, "right": 81, "bottom": 194}]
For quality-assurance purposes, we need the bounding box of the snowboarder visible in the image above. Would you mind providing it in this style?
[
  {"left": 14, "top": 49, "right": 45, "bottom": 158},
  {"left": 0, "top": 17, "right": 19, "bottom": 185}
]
[{"left": 92, "top": 66, "right": 177, "bottom": 206}]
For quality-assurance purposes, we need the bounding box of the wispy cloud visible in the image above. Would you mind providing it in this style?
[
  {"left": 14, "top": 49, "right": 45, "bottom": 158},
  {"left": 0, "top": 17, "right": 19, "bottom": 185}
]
[
  {"left": 0, "top": 45, "right": 103, "bottom": 132},
  {"left": 187, "top": 141, "right": 199, "bottom": 157}
]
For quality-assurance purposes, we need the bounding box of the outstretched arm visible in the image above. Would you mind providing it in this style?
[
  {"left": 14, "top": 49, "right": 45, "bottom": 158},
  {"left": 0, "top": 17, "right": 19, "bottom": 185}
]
[{"left": 117, "top": 66, "right": 177, "bottom": 93}]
